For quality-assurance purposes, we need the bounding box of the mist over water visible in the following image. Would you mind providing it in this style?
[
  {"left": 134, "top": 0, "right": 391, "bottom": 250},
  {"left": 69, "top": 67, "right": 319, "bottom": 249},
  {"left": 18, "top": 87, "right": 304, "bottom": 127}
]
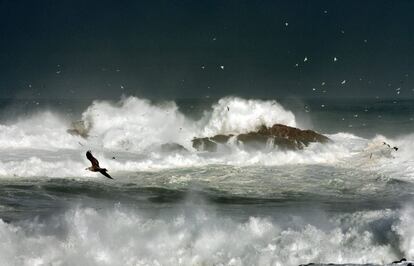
[{"left": 0, "top": 95, "right": 414, "bottom": 265}]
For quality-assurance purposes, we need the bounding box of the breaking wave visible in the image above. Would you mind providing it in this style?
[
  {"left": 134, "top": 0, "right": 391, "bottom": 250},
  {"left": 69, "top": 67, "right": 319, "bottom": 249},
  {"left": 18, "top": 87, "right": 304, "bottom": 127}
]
[
  {"left": 0, "top": 96, "right": 297, "bottom": 152},
  {"left": 1, "top": 203, "right": 413, "bottom": 266},
  {"left": 0, "top": 96, "right": 411, "bottom": 179}
]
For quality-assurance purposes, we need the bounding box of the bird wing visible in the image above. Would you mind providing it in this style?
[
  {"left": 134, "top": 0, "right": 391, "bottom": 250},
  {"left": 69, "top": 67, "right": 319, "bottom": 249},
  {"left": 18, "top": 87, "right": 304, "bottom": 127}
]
[
  {"left": 86, "top": 150, "right": 100, "bottom": 168},
  {"left": 99, "top": 169, "right": 113, "bottom": 179}
]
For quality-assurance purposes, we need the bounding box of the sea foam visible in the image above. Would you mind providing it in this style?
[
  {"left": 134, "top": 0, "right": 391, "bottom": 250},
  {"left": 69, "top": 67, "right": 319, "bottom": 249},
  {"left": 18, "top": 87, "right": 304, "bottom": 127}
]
[{"left": 0, "top": 204, "right": 404, "bottom": 266}]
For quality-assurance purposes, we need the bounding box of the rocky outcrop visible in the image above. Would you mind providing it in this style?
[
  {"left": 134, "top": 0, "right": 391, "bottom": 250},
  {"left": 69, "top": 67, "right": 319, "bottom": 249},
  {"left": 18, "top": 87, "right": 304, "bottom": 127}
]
[
  {"left": 256, "top": 124, "right": 330, "bottom": 145},
  {"left": 192, "top": 134, "right": 233, "bottom": 152},
  {"left": 192, "top": 124, "right": 330, "bottom": 152}
]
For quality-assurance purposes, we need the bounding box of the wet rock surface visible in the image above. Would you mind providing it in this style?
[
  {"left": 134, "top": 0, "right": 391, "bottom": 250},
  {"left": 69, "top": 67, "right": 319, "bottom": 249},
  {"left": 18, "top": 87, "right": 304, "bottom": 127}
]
[{"left": 192, "top": 124, "right": 330, "bottom": 152}]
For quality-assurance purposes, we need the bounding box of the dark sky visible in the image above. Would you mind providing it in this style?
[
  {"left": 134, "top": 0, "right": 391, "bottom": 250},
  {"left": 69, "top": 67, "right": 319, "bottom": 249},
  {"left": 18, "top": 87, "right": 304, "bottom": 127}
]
[{"left": 1, "top": 0, "right": 413, "bottom": 99}]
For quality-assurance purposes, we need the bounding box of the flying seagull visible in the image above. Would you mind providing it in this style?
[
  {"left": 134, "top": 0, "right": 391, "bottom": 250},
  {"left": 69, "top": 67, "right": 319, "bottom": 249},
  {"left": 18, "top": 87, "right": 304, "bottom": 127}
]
[{"left": 85, "top": 150, "right": 113, "bottom": 179}]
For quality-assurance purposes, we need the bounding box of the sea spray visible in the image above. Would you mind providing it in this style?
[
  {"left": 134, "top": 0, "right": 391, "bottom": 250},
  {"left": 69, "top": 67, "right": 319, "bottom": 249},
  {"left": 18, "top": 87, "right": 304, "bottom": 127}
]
[{"left": 199, "top": 96, "right": 297, "bottom": 136}]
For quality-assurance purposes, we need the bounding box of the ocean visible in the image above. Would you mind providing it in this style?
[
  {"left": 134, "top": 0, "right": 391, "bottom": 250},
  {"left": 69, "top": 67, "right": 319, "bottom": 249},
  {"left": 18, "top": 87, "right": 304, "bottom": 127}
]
[{"left": 0, "top": 96, "right": 413, "bottom": 266}]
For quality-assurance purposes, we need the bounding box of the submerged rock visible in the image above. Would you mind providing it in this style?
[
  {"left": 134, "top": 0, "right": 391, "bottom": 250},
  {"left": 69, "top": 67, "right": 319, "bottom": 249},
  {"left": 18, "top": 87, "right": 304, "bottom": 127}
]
[{"left": 192, "top": 124, "right": 330, "bottom": 152}]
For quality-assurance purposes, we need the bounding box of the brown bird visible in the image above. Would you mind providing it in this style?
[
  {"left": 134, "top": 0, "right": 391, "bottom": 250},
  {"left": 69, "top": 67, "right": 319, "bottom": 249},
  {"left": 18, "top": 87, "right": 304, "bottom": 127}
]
[{"left": 85, "top": 150, "right": 113, "bottom": 179}]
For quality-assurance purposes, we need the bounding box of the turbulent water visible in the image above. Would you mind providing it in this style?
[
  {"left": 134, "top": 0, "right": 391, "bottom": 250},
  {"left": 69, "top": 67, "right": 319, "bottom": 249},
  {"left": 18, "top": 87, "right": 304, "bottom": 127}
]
[{"left": 1, "top": 96, "right": 414, "bottom": 266}]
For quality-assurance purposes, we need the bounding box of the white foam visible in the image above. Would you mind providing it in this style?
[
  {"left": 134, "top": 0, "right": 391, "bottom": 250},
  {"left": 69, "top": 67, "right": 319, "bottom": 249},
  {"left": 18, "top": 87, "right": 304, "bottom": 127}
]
[
  {"left": 358, "top": 134, "right": 414, "bottom": 181},
  {"left": 394, "top": 205, "right": 414, "bottom": 258},
  {"left": 0, "top": 156, "right": 88, "bottom": 178},
  {"left": 0, "top": 205, "right": 400, "bottom": 266},
  {"left": 81, "top": 97, "right": 196, "bottom": 151},
  {"left": 0, "top": 111, "right": 80, "bottom": 150},
  {"left": 0, "top": 136, "right": 359, "bottom": 177}
]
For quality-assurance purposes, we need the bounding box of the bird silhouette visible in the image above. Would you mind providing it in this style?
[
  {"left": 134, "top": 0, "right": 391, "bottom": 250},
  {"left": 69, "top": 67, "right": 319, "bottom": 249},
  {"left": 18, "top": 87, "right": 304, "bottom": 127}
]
[{"left": 85, "top": 151, "right": 113, "bottom": 179}]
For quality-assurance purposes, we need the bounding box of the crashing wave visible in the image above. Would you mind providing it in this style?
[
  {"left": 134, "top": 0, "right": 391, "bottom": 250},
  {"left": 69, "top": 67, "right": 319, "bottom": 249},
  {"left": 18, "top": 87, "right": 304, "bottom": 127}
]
[{"left": 0, "top": 96, "right": 410, "bottom": 177}]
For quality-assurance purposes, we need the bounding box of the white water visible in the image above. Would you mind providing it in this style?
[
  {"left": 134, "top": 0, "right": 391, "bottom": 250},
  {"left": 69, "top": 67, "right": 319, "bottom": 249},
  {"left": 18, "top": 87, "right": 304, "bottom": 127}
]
[
  {"left": 1, "top": 203, "right": 413, "bottom": 266},
  {"left": 0, "top": 96, "right": 410, "bottom": 179},
  {"left": 199, "top": 97, "right": 296, "bottom": 136},
  {"left": 0, "top": 96, "right": 413, "bottom": 266}
]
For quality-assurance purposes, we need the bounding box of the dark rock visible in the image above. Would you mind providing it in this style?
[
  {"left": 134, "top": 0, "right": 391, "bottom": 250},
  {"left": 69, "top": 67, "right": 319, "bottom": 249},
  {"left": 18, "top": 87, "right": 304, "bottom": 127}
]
[
  {"left": 392, "top": 258, "right": 406, "bottom": 263},
  {"left": 192, "top": 124, "right": 330, "bottom": 152},
  {"left": 192, "top": 135, "right": 233, "bottom": 152},
  {"left": 211, "top": 134, "right": 233, "bottom": 143},
  {"left": 257, "top": 124, "right": 330, "bottom": 145},
  {"left": 238, "top": 132, "right": 301, "bottom": 150},
  {"left": 160, "top": 143, "right": 188, "bottom": 153}
]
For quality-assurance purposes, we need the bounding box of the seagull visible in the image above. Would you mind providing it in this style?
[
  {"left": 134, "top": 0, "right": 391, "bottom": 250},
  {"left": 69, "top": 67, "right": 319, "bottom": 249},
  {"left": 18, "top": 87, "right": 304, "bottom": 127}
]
[{"left": 85, "top": 151, "right": 113, "bottom": 179}]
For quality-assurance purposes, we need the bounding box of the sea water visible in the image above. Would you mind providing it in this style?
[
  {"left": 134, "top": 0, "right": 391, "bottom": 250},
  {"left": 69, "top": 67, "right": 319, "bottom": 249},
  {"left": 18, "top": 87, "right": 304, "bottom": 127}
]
[{"left": 0, "top": 96, "right": 413, "bottom": 265}]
